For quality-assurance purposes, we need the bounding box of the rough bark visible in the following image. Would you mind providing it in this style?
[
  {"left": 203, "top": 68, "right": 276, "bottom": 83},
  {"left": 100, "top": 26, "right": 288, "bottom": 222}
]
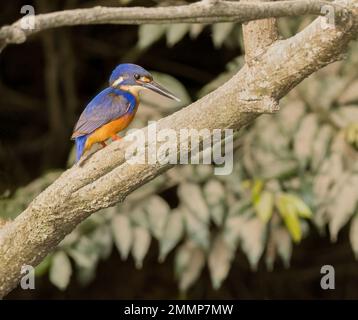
[
  {"left": 0, "top": 0, "right": 357, "bottom": 298},
  {"left": 242, "top": 0, "right": 279, "bottom": 62}
]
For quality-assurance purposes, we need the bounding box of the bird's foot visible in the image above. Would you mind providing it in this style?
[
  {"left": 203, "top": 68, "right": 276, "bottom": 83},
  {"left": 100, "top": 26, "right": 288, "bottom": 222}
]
[
  {"left": 100, "top": 141, "right": 107, "bottom": 148},
  {"left": 112, "top": 135, "right": 122, "bottom": 141}
]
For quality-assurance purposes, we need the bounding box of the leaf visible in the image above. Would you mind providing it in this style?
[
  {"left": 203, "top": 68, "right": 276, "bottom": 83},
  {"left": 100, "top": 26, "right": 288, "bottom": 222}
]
[
  {"left": 182, "top": 205, "right": 210, "bottom": 249},
  {"left": 203, "top": 180, "right": 226, "bottom": 226},
  {"left": 203, "top": 179, "right": 225, "bottom": 206},
  {"left": 166, "top": 23, "right": 190, "bottom": 47},
  {"left": 210, "top": 203, "right": 226, "bottom": 226},
  {"left": 208, "top": 235, "right": 234, "bottom": 289},
  {"left": 300, "top": 219, "right": 310, "bottom": 239},
  {"left": 111, "top": 214, "right": 133, "bottom": 260},
  {"left": 190, "top": 24, "right": 206, "bottom": 39},
  {"left": 132, "top": 226, "right": 151, "bottom": 269},
  {"left": 77, "top": 214, "right": 102, "bottom": 234},
  {"left": 175, "top": 242, "right": 192, "bottom": 275},
  {"left": 256, "top": 118, "right": 290, "bottom": 154},
  {"left": 193, "top": 165, "right": 214, "bottom": 182},
  {"left": 159, "top": 209, "right": 184, "bottom": 261},
  {"left": 311, "top": 125, "right": 333, "bottom": 171},
  {"left": 344, "top": 122, "right": 358, "bottom": 149},
  {"left": 293, "top": 114, "right": 318, "bottom": 166},
  {"left": 337, "top": 79, "right": 358, "bottom": 105},
  {"left": 331, "top": 106, "right": 358, "bottom": 128},
  {"left": 227, "top": 199, "right": 251, "bottom": 217},
  {"left": 278, "top": 100, "right": 306, "bottom": 135},
  {"left": 254, "top": 191, "right": 274, "bottom": 223},
  {"left": 276, "top": 194, "right": 302, "bottom": 243},
  {"left": 59, "top": 231, "right": 80, "bottom": 248},
  {"left": 217, "top": 171, "right": 242, "bottom": 195},
  {"left": 318, "top": 77, "right": 347, "bottom": 109},
  {"left": 177, "top": 165, "right": 195, "bottom": 179},
  {"left": 91, "top": 225, "right": 113, "bottom": 260},
  {"left": 251, "top": 179, "right": 264, "bottom": 204},
  {"left": 130, "top": 206, "right": 149, "bottom": 228},
  {"left": 298, "top": 75, "right": 321, "bottom": 108},
  {"left": 178, "top": 183, "right": 210, "bottom": 224},
  {"left": 239, "top": 217, "right": 266, "bottom": 270},
  {"left": 283, "top": 211, "right": 302, "bottom": 243},
  {"left": 137, "top": 24, "right": 166, "bottom": 49},
  {"left": 223, "top": 215, "right": 247, "bottom": 250},
  {"left": 274, "top": 227, "right": 292, "bottom": 268},
  {"left": 349, "top": 214, "right": 358, "bottom": 259},
  {"left": 285, "top": 194, "right": 312, "bottom": 219},
  {"left": 49, "top": 251, "right": 72, "bottom": 291},
  {"left": 145, "top": 196, "right": 170, "bottom": 240},
  {"left": 175, "top": 241, "right": 205, "bottom": 292},
  {"left": 313, "top": 153, "right": 344, "bottom": 205},
  {"left": 260, "top": 160, "right": 298, "bottom": 180},
  {"left": 76, "top": 264, "right": 97, "bottom": 286},
  {"left": 212, "top": 23, "right": 235, "bottom": 48},
  {"left": 314, "top": 209, "right": 330, "bottom": 234},
  {"left": 68, "top": 236, "right": 99, "bottom": 269},
  {"left": 328, "top": 175, "right": 358, "bottom": 241}
]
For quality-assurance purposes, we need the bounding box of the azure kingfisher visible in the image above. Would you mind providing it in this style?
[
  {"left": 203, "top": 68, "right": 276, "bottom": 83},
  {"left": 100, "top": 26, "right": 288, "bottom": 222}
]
[{"left": 71, "top": 63, "right": 180, "bottom": 162}]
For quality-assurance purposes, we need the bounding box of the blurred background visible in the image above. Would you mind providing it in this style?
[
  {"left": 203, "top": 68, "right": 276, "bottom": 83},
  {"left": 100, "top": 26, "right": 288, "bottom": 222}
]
[{"left": 1, "top": 0, "right": 358, "bottom": 299}]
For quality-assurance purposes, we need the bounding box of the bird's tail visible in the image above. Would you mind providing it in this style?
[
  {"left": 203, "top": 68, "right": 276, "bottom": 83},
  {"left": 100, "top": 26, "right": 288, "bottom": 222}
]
[{"left": 75, "top": 135, "right": 88, "bottom": 162}]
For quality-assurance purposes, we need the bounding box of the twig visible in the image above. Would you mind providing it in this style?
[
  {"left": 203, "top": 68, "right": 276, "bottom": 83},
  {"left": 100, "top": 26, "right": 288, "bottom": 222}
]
[{"left": 0, "top": 0, "right": 349, "bottom": 52}]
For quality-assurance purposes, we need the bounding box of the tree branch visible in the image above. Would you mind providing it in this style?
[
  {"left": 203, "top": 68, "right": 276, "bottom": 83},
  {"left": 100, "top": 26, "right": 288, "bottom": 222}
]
[
  {"left": 0, "top": 0, "right": 347, "bottom": 52},
  {"left": 0, "top": 0, "right": 357, "bottom": 298},
  {"left": 242, "top": 0, "right": 280, "bottom": 111},
  {"left": 242, "top": 0, "right": 279, "bottom": 61}
]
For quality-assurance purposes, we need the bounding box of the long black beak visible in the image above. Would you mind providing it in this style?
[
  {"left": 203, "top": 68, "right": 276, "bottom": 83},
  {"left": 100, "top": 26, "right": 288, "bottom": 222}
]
[{"left": 142, "top": 81, "right": 181, "bottom": 102}]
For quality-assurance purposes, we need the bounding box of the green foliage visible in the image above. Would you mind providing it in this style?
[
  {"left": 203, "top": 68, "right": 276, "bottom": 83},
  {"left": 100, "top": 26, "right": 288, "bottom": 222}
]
[
  {"left": 49, "top": 252, "right": 72, "bottom": 291},
  {"left": 137, "top": 22, "right": 242, "bottom": 50}
]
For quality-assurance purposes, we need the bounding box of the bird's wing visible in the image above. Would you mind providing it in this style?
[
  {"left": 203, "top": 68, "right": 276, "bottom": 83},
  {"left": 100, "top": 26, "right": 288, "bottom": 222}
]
[{"left": 71, "top": 88, "right": 132, "bottom": 139}]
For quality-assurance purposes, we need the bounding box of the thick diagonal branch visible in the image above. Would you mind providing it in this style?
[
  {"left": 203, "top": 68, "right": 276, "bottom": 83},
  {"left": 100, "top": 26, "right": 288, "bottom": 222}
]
[
  {"left": 0, "top": 0, "right": 346, "bottom": 52},
  {"left": 0, "top": 0, "right": 357, "bottom": 298}
]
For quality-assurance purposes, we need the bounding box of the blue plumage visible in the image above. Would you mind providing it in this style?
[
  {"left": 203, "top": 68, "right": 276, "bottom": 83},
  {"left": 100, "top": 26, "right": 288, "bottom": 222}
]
[
  {"left": 72, "top": 88, "right": 137, "bottom": 162},
  {"left": 75, "top": 135, "right": 88, "bottom": 162},
  {"left": 72, "top": 63, "right": 180, "bottom": 162},
  {"left": 72, "top": 87, "right": 135, "bottom": 139},
  {"left": 109, "top": 63, "right": 150, "bottom": 86}
]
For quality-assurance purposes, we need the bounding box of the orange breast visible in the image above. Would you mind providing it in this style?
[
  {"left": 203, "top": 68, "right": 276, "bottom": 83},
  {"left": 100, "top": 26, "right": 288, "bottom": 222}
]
[{"left": 85, "top": 112, "right": 136, "bottom": 151}]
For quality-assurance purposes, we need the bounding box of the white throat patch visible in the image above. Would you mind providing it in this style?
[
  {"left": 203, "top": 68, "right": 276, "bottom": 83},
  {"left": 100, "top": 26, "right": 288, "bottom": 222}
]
[{"left": 112, "top": 76, "right": 124, "bottom": 87}]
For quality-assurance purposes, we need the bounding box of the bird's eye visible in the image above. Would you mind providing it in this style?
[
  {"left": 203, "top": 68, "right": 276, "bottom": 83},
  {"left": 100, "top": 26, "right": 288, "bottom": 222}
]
[{"left": 134, "top": 74, "right": 140, "bottom": 80}]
